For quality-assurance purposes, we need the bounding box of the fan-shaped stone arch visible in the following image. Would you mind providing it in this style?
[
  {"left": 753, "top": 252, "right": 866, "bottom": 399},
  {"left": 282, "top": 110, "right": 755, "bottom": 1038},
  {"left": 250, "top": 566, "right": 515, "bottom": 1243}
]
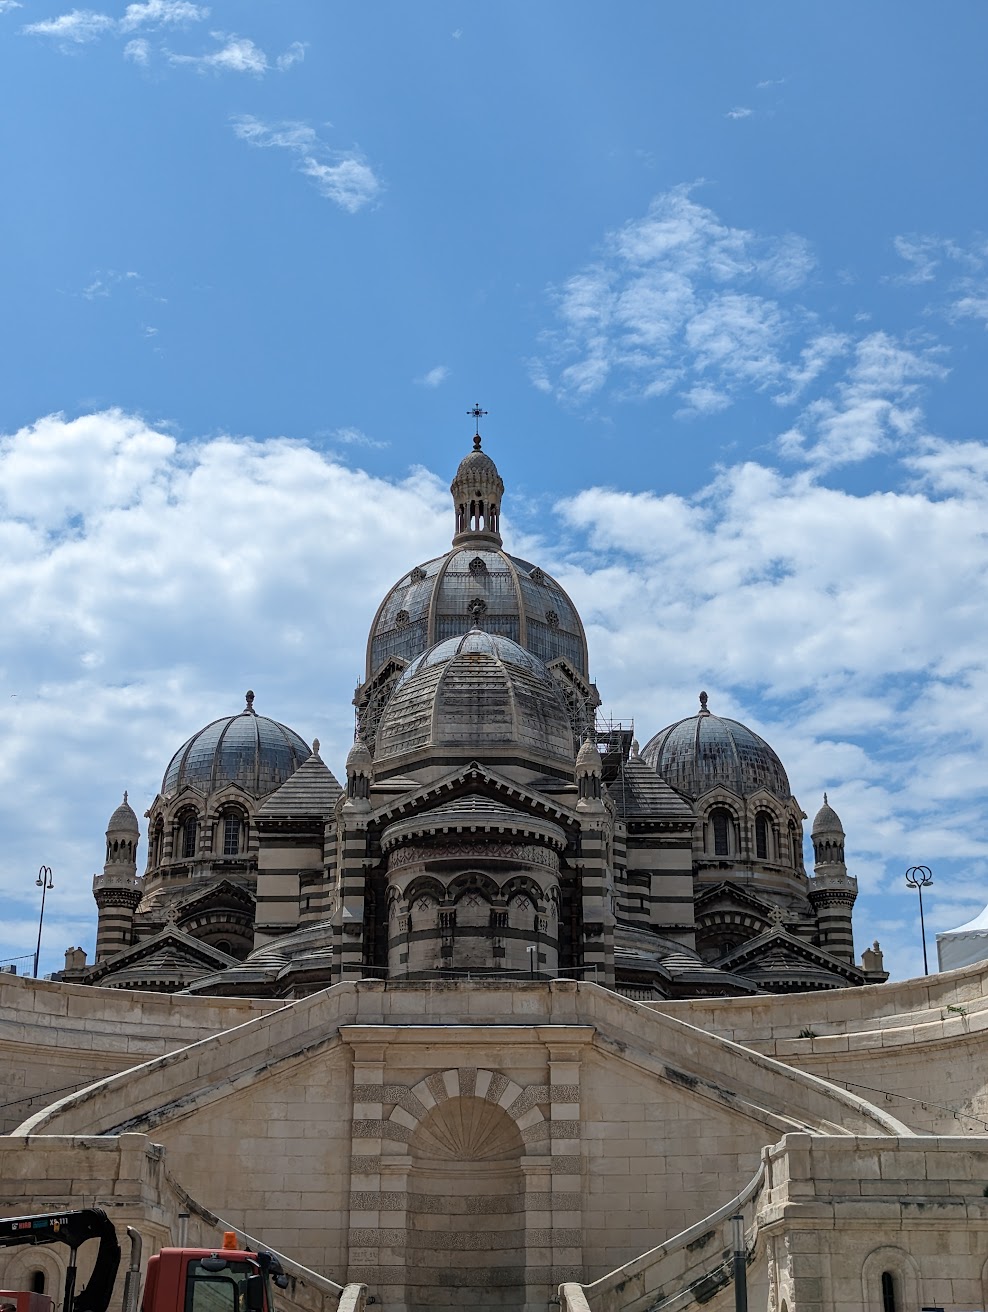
[{"left": 373, "top": 1068, "right": 553, "bottom": 1311}]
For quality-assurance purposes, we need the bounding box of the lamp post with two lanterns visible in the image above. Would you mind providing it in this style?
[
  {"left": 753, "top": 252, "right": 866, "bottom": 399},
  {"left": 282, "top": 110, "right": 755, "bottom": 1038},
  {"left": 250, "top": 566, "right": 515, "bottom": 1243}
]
[
  {"left": 33, "top": 864, "right": 54, "bottom": 979},
  {"left": 905, "top": 865, "right": 933, "bottom": 976}
]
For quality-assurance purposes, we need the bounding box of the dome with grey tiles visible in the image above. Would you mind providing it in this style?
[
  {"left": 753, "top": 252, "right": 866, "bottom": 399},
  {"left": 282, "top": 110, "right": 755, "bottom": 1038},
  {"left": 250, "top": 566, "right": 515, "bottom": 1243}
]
[
  {"left": 375, "top": 629, "right": 576, "bottom": 767},
  {"left": 162, "top": 690, "right": 310, "bottom": 798},
  {"left": 641, "top": 691, "right": 792, "bottom": 801}
]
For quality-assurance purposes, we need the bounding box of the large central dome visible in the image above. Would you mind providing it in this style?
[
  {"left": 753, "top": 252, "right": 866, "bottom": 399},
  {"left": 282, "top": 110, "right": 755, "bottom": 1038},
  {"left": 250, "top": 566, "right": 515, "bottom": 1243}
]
[{"left": 365, "top": 434, "right": 588, "bottom": 680}]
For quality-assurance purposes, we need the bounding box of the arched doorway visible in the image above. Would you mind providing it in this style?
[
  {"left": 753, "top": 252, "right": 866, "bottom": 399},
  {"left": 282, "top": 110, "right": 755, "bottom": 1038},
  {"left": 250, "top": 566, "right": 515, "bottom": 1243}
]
[{"left": 406, "top": 1095, "right": 525, "bottom": 1310}]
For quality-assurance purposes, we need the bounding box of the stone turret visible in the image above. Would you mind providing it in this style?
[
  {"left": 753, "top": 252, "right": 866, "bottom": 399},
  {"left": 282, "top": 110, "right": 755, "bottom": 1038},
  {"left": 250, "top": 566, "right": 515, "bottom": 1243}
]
[
  {"left": 807, "top": 793, "right": 857, "bottom": 964},
  {"left": 93, "top": 791, "right": 142, "bottom": 961},
  {"left": 450, "top": 431, "right": 504, "bottom": 547}
]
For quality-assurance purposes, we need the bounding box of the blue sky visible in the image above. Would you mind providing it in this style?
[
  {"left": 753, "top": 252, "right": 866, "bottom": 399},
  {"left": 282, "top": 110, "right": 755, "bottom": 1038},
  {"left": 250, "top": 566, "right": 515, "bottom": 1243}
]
[{"left": 2, "top": 1, "right": 988, "bottom": 982}]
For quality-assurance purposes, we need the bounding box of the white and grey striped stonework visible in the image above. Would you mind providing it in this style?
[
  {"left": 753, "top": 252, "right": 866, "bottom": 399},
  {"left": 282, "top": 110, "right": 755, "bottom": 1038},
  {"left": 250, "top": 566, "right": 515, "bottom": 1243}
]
[{"left": 344, "top": 1061, "right": 584, "bottom": 1309}]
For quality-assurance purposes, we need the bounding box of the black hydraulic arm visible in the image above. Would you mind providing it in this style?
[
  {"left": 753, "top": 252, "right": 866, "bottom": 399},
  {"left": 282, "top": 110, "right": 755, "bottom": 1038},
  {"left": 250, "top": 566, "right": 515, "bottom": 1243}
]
[{"left": 0, "top": 1209, "right": 122, "bottom": 1312}]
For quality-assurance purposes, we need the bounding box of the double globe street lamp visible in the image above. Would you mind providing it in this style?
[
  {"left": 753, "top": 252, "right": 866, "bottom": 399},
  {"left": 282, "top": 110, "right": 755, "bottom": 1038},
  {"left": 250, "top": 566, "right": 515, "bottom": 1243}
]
[
  {"left": 33, "top": 864, "right": 54, "bottom": 979},
  {"left": 905, "top": 864, "right": 934, "bottom": 976}
]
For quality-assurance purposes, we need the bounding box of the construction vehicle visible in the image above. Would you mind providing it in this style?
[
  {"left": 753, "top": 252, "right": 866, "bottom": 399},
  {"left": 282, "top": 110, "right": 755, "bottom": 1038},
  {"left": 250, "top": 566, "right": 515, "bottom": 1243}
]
[{"left": 0, "top": 1210, "right": 289, "bottom": 1312}]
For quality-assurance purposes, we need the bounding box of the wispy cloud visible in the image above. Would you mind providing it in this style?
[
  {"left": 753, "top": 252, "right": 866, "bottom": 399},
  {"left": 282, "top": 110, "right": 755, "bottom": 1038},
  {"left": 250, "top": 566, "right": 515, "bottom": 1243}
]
[
  {"left": 231, "top": 116, "right": 382, "bottom": 213},
  {"left": 169, "top": 33, "right": 268, "bottom": 74},
  {"left": 275, "top": 40, "right": 306, "bottom": 71},
  {"left": 119, "top": 0, "right": 207, "bottom": 31},
  {"left": 123, "top": 35, "right": 149, "bottom": 61},
  {"left": 23, "top": 8, "right": 114, "bottom": 43},
  {"left": 533, "top": 184, "right": 817, "bottom": 412},
  {"left": 330, "top": 426, "right": 388, "bottom": 450},
  {"left": 416, "top": 365, "right": 449, "bottom": 388},
  {"left": 0, "top": 1, "right": 24, "bottom": 12},
  {"left": 20, "top": 3, "right": 304, "bottom": 74},
  {"left": 725, "top": 106, "right": 753, "bottom": 120},
  {"left": 778, "top": 332, "right": 947, "bottom": 469}
]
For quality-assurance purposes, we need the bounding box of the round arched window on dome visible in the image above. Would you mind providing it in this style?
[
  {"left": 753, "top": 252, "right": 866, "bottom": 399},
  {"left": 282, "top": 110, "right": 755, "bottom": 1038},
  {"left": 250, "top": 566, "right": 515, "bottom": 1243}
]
[
  {"left": 180, "top": 814, "right": 198, "bottom": 859},
  {"left": 708, "top": 807, "right": 737, "bottom": 857},
  {"left": 755, "top": 812, "right": 774, "bottom": 861}
]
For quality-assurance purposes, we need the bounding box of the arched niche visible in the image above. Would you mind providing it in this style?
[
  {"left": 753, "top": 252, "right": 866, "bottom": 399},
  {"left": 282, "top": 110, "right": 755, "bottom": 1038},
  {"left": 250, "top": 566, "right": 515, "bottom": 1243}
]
[
  {"left": 406, "top": 1093, "right": 526, "bottom": 1311},
  {"left": 861, "top": 1245, "right": 921, "bottom": 1312}
]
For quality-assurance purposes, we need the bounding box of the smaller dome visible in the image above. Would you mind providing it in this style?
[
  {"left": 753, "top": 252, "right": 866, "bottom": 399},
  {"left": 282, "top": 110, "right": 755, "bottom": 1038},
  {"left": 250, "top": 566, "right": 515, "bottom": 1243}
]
[
  {"left": 346, "top": 738, "right": 373, "bottom": 773},
  {"left": 642, "top": 692, "right": 791, "bottom": 801},
  {"left": 575, "top": 737, "right": 602, "bottom": 775},
  {"left": 376, "top": 629, "right": 575, "bottom": 767},
  {"left": 107, "top": 791, "right": 139, "bottom": 833},
  {"left": 812, "top": 793, "right": 844, "bottom": 836},
  {"left": 453, "top": 446, "right": 501, "bottom": 485},
  {"left": 162, "top": 691, "right": 310, "bottom": 798}
]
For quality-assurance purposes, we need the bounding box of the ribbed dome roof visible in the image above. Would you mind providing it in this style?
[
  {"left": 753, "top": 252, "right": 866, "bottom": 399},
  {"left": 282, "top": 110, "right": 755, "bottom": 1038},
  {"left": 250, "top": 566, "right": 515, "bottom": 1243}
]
[
  {"left": 162, "top": 691, "right": 310, "bottom": 798},
  {"left": 454, "top": 447, "right": 501, "bottom": 483},
  {"left": 375, "top": 629, "right": 575, "bottom": 767},
  {"left": 107, "top": 792, "right": 139, "bottom": 833},
  {"left": 642, "top": 692, "right": 791, "bottom": 802},
  {"left": 812, "top": 794, "right": 844, "bottom": 835},
  {"left": 367, "top": 547, "right": 588, "bottom": 679}
]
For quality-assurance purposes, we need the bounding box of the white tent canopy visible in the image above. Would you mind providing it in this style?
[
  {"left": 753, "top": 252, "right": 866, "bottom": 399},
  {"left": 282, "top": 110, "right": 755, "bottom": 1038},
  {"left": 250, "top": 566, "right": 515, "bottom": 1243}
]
[{"left": 937, "top": 903, "right": 988, "bottom": 970}]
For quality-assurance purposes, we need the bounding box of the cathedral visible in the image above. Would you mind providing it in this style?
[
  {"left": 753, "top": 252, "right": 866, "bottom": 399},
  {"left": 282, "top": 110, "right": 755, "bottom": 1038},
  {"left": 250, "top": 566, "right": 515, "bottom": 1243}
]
[
  {"left": 5, "top": 423, "right": 988, "bottom": 1312},
  {"left": 61, "top": 427, "right": 888, "bottom": 999}
]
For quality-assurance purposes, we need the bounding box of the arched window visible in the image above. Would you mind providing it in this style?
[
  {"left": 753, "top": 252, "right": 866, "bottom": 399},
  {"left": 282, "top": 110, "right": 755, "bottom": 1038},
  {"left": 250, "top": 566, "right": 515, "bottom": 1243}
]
[
  {"left": 181, "top": 815, "right": 197, "bottom": 859},
  {"left": 711, "top": 808, "right": 731, "bottom": 856},
  {"left": 31, "top": 1272, "right": 46, "bottom": 1294},
  {"left": 755, "top": 814, "right": 769, "bottom": 860},
  {"left": 881, "top": 1272, "right": 897, "bottom": 1312},
  {"left": 222, "top": 813, "right": 241, "bottom": 856}
]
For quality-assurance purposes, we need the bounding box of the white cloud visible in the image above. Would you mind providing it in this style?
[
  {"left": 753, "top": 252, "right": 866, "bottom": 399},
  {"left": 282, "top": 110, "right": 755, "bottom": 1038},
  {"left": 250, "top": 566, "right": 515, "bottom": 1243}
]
[
  {"left": 23, "top": 8, "right": 114, "bottom": 42},
  {"left": 232, "top": 115, "right": 382, "bottom": 213},
  {"left": 5, "top": 409, "right": 988, "bottom": 982},
  {"left": 535, "top": 184, "right": 817, "bottom": 410},
  {"left": 725, "top": 107, "right": 753, "bottom": 119},
  {"left": 0, "top": 1, "right": 24, "bottom": 12},
  {"left": 417, "top": 365, "right": 449, "bottom": 388},
  {"left": 0, "top": 410, "right": 448, "bottom": 971},
  {"left": 779, "top": 332, "right": 947, "bottom": 469},
  {"left": 119, "top": 0, "right": 207, "bottom": 31},
  {"left": 330, "top": 426, "right": 388, "bottom": 450},
  {"left": 169, "top": 33, "right": 268, "bottom": 74},
  {"left": 276, "top": 40, "right": 306, "bottom": 71},
  {"left": 123, "top": 36, "right": 149, "bottom": 62}
]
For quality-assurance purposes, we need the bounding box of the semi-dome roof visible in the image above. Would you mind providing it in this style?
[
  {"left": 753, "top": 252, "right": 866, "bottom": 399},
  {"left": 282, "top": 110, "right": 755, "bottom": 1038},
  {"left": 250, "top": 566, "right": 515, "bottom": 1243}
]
[
  {"left": 641, "top": 692, "right": 792, "bottom": 802},
  {"left": 375, "top": 629, "right": 575, "bottom": 767},
  {"left": 366, "top": 432, "right": 589, "bottom": 681},
  {"left": 162, "top": 691, "right": 310, "bottom": 798}
]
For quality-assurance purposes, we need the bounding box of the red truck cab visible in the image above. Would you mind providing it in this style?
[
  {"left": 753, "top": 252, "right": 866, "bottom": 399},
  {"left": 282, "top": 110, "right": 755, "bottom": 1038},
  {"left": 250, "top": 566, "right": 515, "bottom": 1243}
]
[
  {"left": 0, "top": 1294, "right": 56, "bottom": 1312},
  {"left": 141, "top": 1246, "right": 274, "bottom": 1312}
]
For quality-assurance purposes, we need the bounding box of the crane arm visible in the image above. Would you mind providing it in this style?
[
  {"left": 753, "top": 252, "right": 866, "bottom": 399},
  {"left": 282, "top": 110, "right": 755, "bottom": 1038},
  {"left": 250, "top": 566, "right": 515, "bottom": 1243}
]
[{"left": 0, "top": 1209, "right": 122, "bottom": 1312}]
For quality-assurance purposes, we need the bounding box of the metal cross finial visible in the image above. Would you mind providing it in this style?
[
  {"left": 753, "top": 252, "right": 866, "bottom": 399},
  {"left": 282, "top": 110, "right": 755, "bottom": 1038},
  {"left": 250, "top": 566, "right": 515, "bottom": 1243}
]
[{"left": 467, "top": 402, "right": 488, "bottom": 447}]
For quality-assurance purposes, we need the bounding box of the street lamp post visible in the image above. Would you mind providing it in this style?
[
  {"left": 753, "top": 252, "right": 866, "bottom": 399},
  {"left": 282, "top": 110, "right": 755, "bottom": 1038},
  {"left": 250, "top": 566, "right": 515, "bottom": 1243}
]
[
  {"left": 905, "top": 865, "right": 933, "bottom": 976},
  {"left": 730, "top": 1214, "right": 748, "bottom": 1312},
  {"left": 33, "top": 865, "right": 53, "bottom": 979}
]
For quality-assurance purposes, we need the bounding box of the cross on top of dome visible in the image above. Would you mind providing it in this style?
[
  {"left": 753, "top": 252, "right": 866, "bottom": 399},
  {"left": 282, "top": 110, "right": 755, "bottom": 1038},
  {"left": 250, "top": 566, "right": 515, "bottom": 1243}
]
[{"left": 451, "top": 405, "right": 504, "bottom": 547}]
